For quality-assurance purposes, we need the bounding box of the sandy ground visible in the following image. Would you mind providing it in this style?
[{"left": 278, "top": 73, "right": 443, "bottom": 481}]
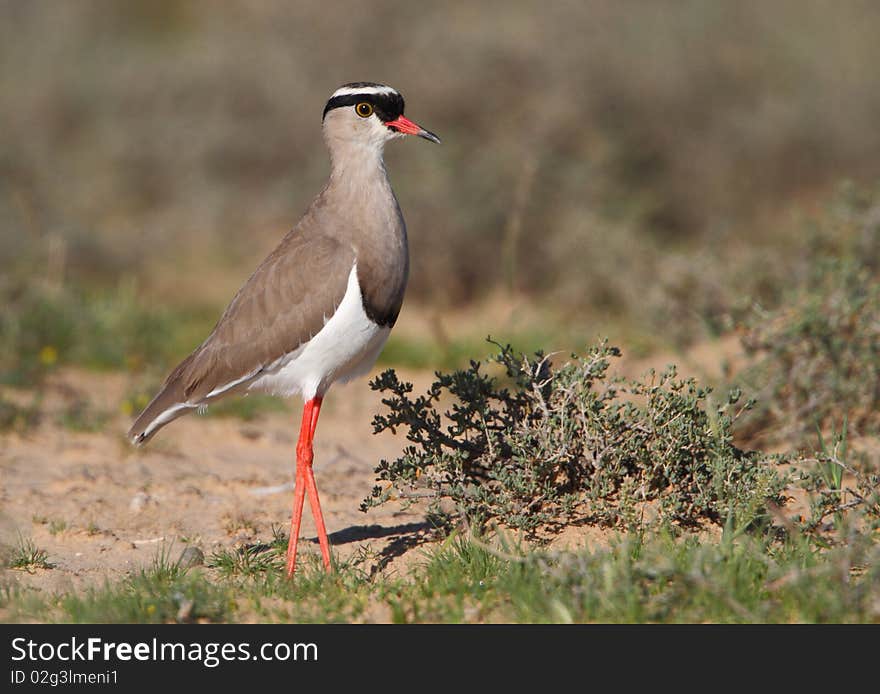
[
  {"left": 0, "top": 336, "right": 751, "bottom": 599},
  {"left": 0, "top": 366, "right": 442, "bottom": 597}
]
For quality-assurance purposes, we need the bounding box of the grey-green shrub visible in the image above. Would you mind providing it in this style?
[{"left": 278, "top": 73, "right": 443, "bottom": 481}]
[{"left": 363, "top": 341, "right": 786, "bottom": 535}]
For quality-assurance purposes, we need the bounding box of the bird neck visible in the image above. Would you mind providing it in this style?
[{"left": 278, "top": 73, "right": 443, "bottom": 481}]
[
  {"left": 325, "top": 141, "right": 396, "bottom": 210},
  {"left": 328, "top": 142, "right": 388, "bottom": 186}
]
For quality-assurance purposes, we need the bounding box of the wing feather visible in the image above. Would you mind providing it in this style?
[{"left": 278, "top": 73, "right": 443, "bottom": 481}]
[{"left": 128, "top": 229, "right": 356, "bottom": 444}]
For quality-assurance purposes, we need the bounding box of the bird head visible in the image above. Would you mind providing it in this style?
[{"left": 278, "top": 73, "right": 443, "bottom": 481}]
[{"left": 322, "top": 82, "right": 441, "bottom": 153}]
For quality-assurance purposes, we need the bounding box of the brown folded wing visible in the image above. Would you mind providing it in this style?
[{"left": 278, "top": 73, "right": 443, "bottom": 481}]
[{"left": 128, "top": 230, "right": 356, "bottom": 443}]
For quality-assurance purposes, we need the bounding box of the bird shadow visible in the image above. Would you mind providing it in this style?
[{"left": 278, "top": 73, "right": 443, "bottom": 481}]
[
  {"left": 326, "top": 521, "right": 429, "bottom": 544},
  {"left": 316, "top": 521, "right": 435, "bottom": 576}
]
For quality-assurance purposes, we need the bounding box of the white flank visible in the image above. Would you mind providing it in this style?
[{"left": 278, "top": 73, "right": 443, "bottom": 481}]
[
  {"left": 248, "top": 263, "right": 390, "bottom": 401},
  {"left": 331, "top": 85, "right": 399, "bottom": 99}
]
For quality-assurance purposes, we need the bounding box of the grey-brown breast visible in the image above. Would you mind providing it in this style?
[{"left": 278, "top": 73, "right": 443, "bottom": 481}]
[{"left": 355, "top": 191, "right": 409, "bottom": 328}]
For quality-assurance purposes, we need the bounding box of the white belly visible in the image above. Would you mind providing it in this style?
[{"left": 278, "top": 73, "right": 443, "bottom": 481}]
[{"left": 248, "top": 263, "right": 390, "bottom": 401}]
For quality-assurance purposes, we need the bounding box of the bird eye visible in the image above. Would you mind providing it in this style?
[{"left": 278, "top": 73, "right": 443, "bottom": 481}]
[{"left": 355, "top": 102, "right": 374, "bottom": 118}]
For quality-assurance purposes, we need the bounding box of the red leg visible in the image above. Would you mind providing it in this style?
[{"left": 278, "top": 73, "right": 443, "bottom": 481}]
[
  {"left": 285, "top": 396, "right": 331, "bottom": 578},
  {"left": 285, "top": 467, "right": 307, "bottom": 578}
]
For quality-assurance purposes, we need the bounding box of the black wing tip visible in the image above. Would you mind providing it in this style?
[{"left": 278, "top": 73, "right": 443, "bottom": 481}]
[{"left": 127, "top": 426, "right": 148, "bottom": 447}]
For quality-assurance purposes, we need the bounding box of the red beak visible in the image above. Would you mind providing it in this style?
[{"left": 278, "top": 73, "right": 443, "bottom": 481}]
[{"left": 385, "top": 115, "right": 441, "bottom": 144}]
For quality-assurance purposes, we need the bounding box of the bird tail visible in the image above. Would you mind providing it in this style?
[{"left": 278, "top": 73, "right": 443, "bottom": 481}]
[{"left": 128, "top": 355, "right": 196, "bottom": 446}]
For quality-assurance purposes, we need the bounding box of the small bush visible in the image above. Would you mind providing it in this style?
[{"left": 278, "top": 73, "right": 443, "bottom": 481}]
[
  {"left": 56, "top": 399, "right": 108, "bottom": 432},
  {"left": 0, "top": 393, "right": 40, "bottom": 432},
  {"left": 363, "top": 341, "right": 786, "bottom": 536},
  {"left": 740, "top": 186, "right": 880, "bottom": 444},
  {"left": 796, "top": 423, "right": 880, "bottom": 537}
]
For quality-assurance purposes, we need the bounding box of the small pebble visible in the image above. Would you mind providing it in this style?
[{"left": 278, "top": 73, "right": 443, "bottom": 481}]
[
  {"left": 176, "top": 598, "right": 195, "bottom": 623},
  {"left": 177, "top": 546, "right": 205, "bottom": 569},
  {"left": 129, "top": 492, "right": 151, "bottom": 513}
]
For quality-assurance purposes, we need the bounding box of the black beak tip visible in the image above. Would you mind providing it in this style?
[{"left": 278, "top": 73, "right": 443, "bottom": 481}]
[{"left": 419, "top": 129, "right": 442, "bottom": 144}]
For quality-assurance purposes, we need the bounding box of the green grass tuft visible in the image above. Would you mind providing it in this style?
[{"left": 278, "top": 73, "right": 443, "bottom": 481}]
[
  {"left": 58, "top": 545, "right": 230, "bottom": 624},
  {"left": 6, "top": 536, "right": 53, "bottom": 573}
]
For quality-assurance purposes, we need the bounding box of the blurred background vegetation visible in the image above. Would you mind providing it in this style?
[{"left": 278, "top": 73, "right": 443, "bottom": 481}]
[
  {"left": 5, "top": 2, "right": 880, "bottom": 623},
  {"left": 2, "top": 0, "right": 880, "bottom": 381}
]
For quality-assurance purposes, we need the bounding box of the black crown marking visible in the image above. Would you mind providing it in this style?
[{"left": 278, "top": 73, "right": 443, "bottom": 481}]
[{"left": 323, "top": 83, "right": 405, "bottom": 123}]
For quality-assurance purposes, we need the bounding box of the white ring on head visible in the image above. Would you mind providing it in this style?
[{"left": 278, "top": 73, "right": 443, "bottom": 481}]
[{"left": 331, "top": 85, "right": 399, "bottom": 99}]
